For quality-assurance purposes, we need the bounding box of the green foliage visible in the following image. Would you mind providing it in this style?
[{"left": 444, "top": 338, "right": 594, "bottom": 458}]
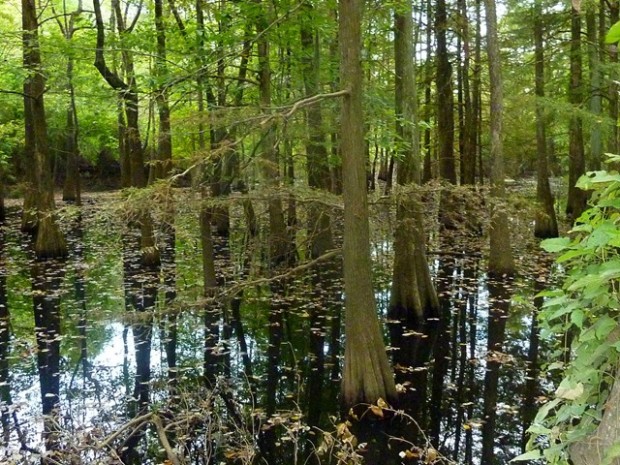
[
  {"left": 518, "top": 168, "right": 620, "bottom": 463},
  {"left": 606, "top": 20, "right": 620, "bottom": 44}
]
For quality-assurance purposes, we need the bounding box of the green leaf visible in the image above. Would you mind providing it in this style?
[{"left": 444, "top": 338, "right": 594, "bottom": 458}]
[
  {"left": 541, "top": 237, "right": 572, "bottom": 253},
  {"left": 556, "top": 380, "right": 584, "bottom": 400},
  {"left": 606, "top": 21, "right": 620, "bottom": 44},
  {"left": 510, "top": 450, "right": 543, "bottom": 462},
  {"left": 571, "top": 308, "right": 585, "bottom": 328},
  {"left": 557, "top": 248, "right": 589, "bottom": 263},
  {"left": 594, "top": 315, "right": 617, "bottom": 340}
]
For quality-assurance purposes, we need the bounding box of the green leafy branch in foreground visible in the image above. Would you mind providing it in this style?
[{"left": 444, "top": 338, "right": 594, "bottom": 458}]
[{"left": 515, "top": 163, "right": 620, "bottom": 464}]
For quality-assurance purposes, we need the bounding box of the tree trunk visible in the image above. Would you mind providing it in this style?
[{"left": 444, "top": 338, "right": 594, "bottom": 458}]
[
  {"left": 436, "top": 0, "right": 456, "bottom": 184},
  {"left": 22, "top": 0, "right": 67, "bottom": 259},
  {"left": 567, "top": 4, "right": 588, "bottom": 220},
  {"left": 473, "top": 0, "right": 483, "bottom": 184},
  {"left": 533, "top": 0, "right": 558, "bottom": 238},
  {"left": 255, "top": 0, "right": 289, "bottom": 269},
  {"left": 484, "top": 0, "right": 515, "bottom": 277},
  {"left": 300, "top": 2, "right": 334, "bottom": 260},
  {"left": 459, "top": 0, "right": 476, "bottom": 185},
  {"left": 62, "top": 27, "right": 81, "bottom": 205},
  {"left": 587, "top": 6, "right": 602, "bottom": 171},
  {"left": 340, "top": 0, "right": 397, "bottom": 409},
  {"left": 423, "top": 0, "right": 433, "bottom": 183},
  {"left": 608, "top": 1, "right": 619, "bottom": 155},
  {"left": 390, "top": 0, "right": 439, "bottom": 323},
  {"left": 153, "top": 0, "right": 172, "bottom": 181}
]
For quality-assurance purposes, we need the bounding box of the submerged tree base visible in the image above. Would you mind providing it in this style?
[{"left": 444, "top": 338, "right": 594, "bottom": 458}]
[{"left": 34, "top": 215, "right": 68, "bottom": 260}]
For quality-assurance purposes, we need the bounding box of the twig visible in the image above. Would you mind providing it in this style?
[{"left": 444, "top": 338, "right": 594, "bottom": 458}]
[
  {"left": 261, "top": 90, "right": 350, "bottom": 126},
  {"left": 282, "top": 89, "right": 350, "bottom": 118},
  {"left": 223, "top": 249, "right": 341, "bottom": 299}
]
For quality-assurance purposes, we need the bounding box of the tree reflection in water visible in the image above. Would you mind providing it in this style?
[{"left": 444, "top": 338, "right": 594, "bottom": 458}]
[{"left": 0, "top": 200, "right": 556, "bottom": 465}]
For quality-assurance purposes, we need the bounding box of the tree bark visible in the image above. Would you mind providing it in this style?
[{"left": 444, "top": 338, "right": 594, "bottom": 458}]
[{"left": 340, "top": 0, "right": 397, "bottom": 409}]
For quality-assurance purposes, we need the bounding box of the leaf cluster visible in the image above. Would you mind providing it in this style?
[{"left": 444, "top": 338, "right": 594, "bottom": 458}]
[{"left": 517, "top": 166, "right": 620, "bottom": 463}]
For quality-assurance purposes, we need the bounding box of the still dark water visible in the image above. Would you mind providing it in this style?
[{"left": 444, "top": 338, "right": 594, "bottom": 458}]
[{"left": 0, "top": 190, "right": 556, "bottom": 464}]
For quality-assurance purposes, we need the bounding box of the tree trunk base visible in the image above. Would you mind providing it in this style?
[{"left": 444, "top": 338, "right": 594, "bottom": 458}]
[
  {"left": 141, "top": 246, "right": 161, "bottom": 269},
  {"left": 534, "top": 207, "right": 558, "bottom": 239},
  {"left": 34, "top": 215, "right": 67, "bottom": 260}
]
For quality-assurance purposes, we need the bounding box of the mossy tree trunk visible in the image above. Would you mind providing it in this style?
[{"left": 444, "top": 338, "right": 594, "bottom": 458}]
[{"left": 340, "top": 0, "right": 397, "bottom": 409}]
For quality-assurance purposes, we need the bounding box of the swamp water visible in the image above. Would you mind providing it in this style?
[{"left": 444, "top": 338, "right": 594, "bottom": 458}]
[{"left": 0, "top": 190, "right": 557, "bottom": 464}]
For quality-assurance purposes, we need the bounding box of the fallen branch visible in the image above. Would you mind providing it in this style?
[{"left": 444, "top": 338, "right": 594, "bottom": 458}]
[
  {"left": 152, "top": 415, "right": 182, "bottom": 465},
  {"left": 98, "top": 412, "right": 153, "bottom": 449}
]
